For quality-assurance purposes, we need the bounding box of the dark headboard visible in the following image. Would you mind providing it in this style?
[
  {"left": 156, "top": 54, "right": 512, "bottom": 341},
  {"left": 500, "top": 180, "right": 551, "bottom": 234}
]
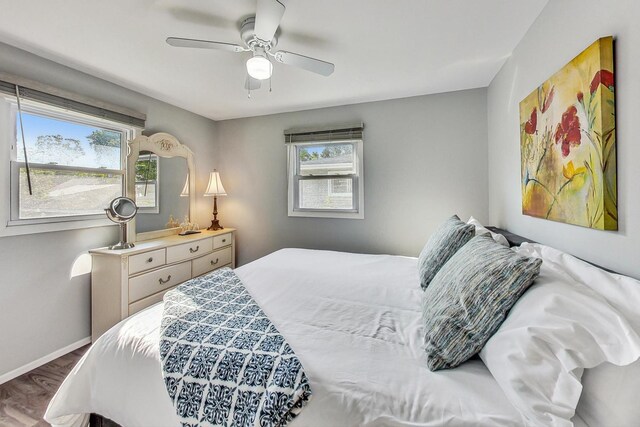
[
  {"left": 486, "top": 226, "right": 619, "bottom": 275},
  {"left": 486, "top": 227, "right": 536, "bottom": 247}
]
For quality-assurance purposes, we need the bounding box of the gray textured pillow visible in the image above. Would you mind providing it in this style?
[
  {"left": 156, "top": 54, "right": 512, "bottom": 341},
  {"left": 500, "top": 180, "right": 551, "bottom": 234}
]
[
  {"left": 421, "top": 235, "right": 542, "bottom": 371},
  {"left": 418, "top": 215, "right": 475, "bottom": 290}
]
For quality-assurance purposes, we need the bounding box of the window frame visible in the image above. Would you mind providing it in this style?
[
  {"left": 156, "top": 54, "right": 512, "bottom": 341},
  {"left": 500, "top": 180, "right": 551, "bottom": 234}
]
[
  {"left": 9, "top": 162, "right": 126, "bottom": 225},
  {"left": 287, "top": 139, "right": 364, "bottom": 219},
  {"left": 0, "top": 95, "right": 138, "bottom": 236}
]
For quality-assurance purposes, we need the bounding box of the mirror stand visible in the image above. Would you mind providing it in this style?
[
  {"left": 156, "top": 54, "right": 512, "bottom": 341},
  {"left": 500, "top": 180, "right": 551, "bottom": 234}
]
[{"left": 110, "top": 223, "right": 135, "bottom": 250}]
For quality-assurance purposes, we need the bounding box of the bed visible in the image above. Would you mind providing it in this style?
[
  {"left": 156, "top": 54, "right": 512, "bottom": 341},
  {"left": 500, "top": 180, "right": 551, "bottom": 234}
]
[
  {"left": 46, "top": 225, "right": 639, "bottom": 427},
  {"left": 46, "top": 246, "right": 559, "bottom": 426}
]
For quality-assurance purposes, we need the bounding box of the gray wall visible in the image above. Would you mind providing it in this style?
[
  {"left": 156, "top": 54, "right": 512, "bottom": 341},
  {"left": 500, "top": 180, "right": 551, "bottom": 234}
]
[
  {"left": 487, "top": 0, "right": 640, "bottom": 278},
  {"left": 0, "top": 42, "right": 218, "bottom": 378},
  {"left": 217, "top": 88, "right": 489, "bottom": 266}
]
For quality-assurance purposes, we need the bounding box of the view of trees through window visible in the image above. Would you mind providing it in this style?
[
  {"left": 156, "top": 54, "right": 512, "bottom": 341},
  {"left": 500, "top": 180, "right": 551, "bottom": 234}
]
[
  {"left": 135, "top": 153, "right": 159, "bottom": 208},
  {"left": 18, "top": 113, "right": 122, "bottom": 169},
  {"left": 298, "top": 143, "right": 353, "bottom": 164},
  {"left": 15, "top": 112, "right": 124, "bottom": 219}
]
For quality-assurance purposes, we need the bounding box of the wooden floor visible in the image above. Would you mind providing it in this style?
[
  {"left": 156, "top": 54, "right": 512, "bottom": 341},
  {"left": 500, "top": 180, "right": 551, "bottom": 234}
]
[{"left": 0, "top": 345, "right": 89, "bottom": 427}]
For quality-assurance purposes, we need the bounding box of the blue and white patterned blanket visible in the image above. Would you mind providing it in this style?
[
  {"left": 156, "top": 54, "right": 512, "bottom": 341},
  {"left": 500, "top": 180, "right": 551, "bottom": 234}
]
[{"left": 160, "top": 267, "right": 312, "bottom": 427}]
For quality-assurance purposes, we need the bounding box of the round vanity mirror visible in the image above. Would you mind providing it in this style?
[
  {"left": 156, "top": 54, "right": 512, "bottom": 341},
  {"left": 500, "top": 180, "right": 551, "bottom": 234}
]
[
  {"left": 105, "top": 197, "right": 138, "bottom": 250},
  {"left": 106, "top": 197, "right": 138, "bottom": 221}
]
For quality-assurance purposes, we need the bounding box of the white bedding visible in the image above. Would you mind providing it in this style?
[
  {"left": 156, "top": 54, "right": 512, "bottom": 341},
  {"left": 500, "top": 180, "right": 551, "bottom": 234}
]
[{"left": 47, "top": 248, "right": 544, "bottom": 426}]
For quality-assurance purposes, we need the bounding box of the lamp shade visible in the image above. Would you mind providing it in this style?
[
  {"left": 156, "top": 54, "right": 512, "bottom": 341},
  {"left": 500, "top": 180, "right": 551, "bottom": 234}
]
[
  {"left": 204, "top": 170, "right": 227, "bottom": 196},
  {"left": 180, "top": 174, "right": 189, "bottom": 197}
]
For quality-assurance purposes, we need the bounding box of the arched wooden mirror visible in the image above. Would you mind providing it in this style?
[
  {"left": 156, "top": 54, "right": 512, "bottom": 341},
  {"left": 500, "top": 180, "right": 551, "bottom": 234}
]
[{"left": 126, "top": 132, "right": 195, "bottom": 242}]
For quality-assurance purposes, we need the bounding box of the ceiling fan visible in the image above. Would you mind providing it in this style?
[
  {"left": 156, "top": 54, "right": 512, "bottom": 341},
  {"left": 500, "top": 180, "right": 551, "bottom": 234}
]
[{"left": 166, "top": 0, "right": 335, "bottom": 93}]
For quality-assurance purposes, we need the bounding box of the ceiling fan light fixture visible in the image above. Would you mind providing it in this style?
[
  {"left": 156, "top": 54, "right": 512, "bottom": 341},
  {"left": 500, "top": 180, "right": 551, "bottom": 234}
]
[
  {"left": 246, "top": 52, "right": 273, "bottom": 80},
  {"left": 168, "top": 1, "right": 336, "bottom": 94}
]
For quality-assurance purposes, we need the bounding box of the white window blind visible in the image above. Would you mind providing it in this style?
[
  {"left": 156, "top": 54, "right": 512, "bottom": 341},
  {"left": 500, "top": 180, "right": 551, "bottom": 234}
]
[{"left": 0, "top": 77, "right": 146, "bottom": 127}]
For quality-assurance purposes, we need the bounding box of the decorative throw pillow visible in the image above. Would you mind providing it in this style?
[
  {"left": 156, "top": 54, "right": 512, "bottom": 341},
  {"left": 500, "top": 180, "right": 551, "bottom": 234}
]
[
  {"left": 421, "top": 235, "right": 542, "bottom": 371},
  {"left": 417, "top": 215, "right": 474, "bottom": 290}
]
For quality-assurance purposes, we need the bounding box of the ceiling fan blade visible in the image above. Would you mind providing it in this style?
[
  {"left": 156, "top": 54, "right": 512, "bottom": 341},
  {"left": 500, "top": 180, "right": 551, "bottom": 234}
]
[
  {"left": 254, "top": 0, "right": 285, "bottom": 41},
  {"left": 166, "top": 37, "right": 246, "bottom": 53},
  {"left": 274, "top": 51, "right": 335, "bottom": 76},
  {"left": 244, "top": 75, "right": 262, "bottom": 90}
]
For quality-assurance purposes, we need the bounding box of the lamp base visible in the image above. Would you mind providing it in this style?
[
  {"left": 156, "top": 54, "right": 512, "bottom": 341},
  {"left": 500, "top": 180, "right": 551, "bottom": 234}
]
[{"left": 207, "top": 219, "right": 224, "bottom": 231}]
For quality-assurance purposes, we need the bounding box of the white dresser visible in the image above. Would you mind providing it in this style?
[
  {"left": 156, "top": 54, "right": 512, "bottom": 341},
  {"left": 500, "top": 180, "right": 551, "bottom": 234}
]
[{"left": 90, "top": 229, "right": 236, "bottom": 341}]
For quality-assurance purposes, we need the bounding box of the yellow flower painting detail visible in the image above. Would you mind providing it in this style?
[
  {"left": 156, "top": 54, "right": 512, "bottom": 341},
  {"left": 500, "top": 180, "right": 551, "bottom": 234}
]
[
  {"left": 562, "top": 161, "right": 586, "bottom": 180},
  {"left": 520, "top": 37, "right": 617, "bottom": 230}
]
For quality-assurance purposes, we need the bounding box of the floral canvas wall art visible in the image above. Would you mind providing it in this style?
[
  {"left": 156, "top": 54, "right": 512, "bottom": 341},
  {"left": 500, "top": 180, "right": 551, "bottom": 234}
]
[{"left": 520, "top": 37, "right": 617, "bottom": 230}]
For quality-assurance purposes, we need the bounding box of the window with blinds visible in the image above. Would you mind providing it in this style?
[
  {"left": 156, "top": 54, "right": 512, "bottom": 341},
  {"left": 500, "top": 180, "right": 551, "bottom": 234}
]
[
  {"left": 9, "top": 105, "right": 130, "bottom": 223},
  {"left": 285, "top": 124, "right": 364, "bottom": 219},
  {"left": 0, "top": 77, "right": 144, "bottom": 234}
]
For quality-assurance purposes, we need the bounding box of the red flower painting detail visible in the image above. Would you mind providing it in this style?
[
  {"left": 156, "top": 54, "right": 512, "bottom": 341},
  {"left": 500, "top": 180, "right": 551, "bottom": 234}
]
[
  {"left": 589, "top": 70, "right": 614, "bottom": 94},
  {"left": 524, "top": 108, "right": 537, "bottom": 134},
  {"left": 541, "top": 86, "right": 555, "bottom": 113},
  {"left": 554, "top": 106, "right": 581, "bottom": 157}
]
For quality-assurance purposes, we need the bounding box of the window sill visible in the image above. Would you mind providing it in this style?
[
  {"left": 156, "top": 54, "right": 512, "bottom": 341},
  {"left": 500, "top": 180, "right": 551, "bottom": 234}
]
[
  {"left": 0, "top": 217, "right": 116, "bottom": 237},
  {"left": 288, "top": 209, "right": 364, "bottom": 220},
  {"left": 138, "top": 207, "right": 160, "bottom": 214}
]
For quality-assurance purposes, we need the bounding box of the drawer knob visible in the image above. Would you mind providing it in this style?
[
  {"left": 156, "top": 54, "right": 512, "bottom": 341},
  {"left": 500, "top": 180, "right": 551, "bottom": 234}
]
[
  {"left": 222, "top": 239, "right": 227, "bottom": 243},
  {"left": 210, "top": 258, "right": 219, "bottom": 266},
  {"left": 147, "top": 257, "right": 153, "bottom": 263},
  {"left": 159, "top": 275, "right": 172, "bottom": 285},
  {"left": 189, "top": 246, "right": 200, "bottom": 253}
]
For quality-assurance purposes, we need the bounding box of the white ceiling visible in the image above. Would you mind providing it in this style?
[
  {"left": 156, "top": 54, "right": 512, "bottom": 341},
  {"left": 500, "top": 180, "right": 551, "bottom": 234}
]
[{"left": 0, "top": 0, "right": 547, "bottom": 120}]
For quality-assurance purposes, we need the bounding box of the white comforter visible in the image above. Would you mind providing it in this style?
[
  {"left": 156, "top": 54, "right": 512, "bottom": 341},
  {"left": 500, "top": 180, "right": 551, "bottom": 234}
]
[{"left": 46, "top": 248, "right": 529, "bottom": 426}]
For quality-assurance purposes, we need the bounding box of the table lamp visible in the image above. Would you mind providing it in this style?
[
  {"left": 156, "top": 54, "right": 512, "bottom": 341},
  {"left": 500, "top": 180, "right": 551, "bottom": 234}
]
[{"left": 204, "top": 170, "right": 227, "bottom": 230}]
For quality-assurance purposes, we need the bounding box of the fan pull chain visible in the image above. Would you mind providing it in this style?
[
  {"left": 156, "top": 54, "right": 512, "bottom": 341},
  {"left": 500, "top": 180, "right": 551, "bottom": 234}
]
[{"left": 269, "top": 76, "right": 272, "bottom": 93}]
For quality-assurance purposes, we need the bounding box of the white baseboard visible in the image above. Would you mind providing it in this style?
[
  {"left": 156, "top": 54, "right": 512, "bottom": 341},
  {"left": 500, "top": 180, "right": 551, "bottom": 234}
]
[{"left": 0, "top": 336, "right": 91, "bottom": 385}]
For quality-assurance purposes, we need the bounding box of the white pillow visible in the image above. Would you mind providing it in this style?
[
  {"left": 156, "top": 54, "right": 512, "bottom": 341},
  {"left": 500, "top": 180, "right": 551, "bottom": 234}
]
[
  {"left": 518, "top": 243, "right": 640, "bottom": 427},
  {"left": 466, "top": 216, "right": 509, "bottom": 247},
  {"left": 480, "top": 243, "right": 640, "bottom": 427}
]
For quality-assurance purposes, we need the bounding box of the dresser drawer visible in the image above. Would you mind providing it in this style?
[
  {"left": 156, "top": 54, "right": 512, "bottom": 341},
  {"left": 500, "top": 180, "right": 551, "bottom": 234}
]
[
  {"left": 129, "top": 261, "right": 191, "bottom": 303},
  {"left": 213, "top": 233, "right": 232, "bottom": 249},
  {"left": 129, "top": 249, "right": 166, "bottom": 275},
  {"left": 128, "top": 288, "right": 170, "bottom": 316},
  {"left": 192, "top": 247, "right": 232, "bottom": 278},
  {"left": 166, "top": 238, "right": 213, "bottom": 264}
]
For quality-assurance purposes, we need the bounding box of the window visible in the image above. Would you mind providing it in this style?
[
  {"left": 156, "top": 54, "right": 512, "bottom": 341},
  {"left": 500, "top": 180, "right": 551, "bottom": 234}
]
[
  {"left": 1, "top": 95, "right": 137, "bottom": 235},
  {"left": 286, "top": 125, "right": 364, "bottom": 219},
  {"left": 134, "top": 153, "right": 159, "bottom": 212}
]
